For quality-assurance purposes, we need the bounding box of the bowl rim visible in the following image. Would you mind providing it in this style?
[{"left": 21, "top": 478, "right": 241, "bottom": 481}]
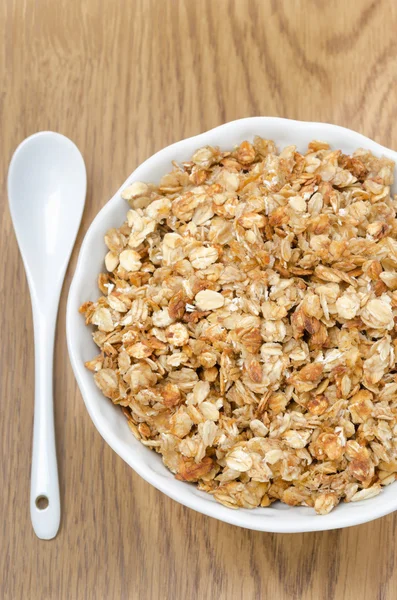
[{"left": 67, "top": 116, "right": 397, "bottom": 533}]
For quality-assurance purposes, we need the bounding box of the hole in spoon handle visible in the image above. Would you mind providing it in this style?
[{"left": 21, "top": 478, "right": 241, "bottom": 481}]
[
  {"left": 30, "top": 435, "right": 61, "bottom": 539},
  {"left": 31, "top": 485, "right": 60, "bottom": 540},
  {"left": 35, "top": 495, "right": 49, "bottom": 510}
]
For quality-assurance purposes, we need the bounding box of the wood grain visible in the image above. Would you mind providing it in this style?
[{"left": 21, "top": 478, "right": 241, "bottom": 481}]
[{"left": 1, "top": 1, "right": 397, "bottom": 598}]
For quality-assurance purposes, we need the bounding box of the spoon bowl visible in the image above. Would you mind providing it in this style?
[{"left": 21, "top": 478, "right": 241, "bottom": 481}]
[
  {"left": 8, "top": 131, "right": 86, "bottom": 539},
  {"left": 9, "top": 132, "right": 86, "bottom": 299}
]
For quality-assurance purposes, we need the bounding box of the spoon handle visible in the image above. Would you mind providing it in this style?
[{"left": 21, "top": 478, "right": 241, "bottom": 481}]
[{"left": 30, "top": 302, "right": 60, "bottom": 539}]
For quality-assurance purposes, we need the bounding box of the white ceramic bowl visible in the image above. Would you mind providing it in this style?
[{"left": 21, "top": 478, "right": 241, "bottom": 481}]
[{"left": 67, "top": 117, "right": 397, "bottom": 533}]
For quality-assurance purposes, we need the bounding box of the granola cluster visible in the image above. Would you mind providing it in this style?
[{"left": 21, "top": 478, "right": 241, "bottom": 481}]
[{"left": 80, "top": 137, "right": 397, "bottom": 514}]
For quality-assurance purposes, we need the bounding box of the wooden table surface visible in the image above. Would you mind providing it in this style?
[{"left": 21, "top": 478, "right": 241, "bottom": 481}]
[{"left": 2, "top": 1, "right": 397, "bottom": 598}]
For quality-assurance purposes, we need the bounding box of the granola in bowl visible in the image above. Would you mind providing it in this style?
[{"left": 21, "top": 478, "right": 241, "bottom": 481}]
[{"left": 80, "top": 137, "right": 397, "bottom": 515}]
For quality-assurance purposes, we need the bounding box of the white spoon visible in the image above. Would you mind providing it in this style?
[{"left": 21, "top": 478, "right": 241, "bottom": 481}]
[{"left": 8, "top": 131, "right": 86, "bottom": 539}]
